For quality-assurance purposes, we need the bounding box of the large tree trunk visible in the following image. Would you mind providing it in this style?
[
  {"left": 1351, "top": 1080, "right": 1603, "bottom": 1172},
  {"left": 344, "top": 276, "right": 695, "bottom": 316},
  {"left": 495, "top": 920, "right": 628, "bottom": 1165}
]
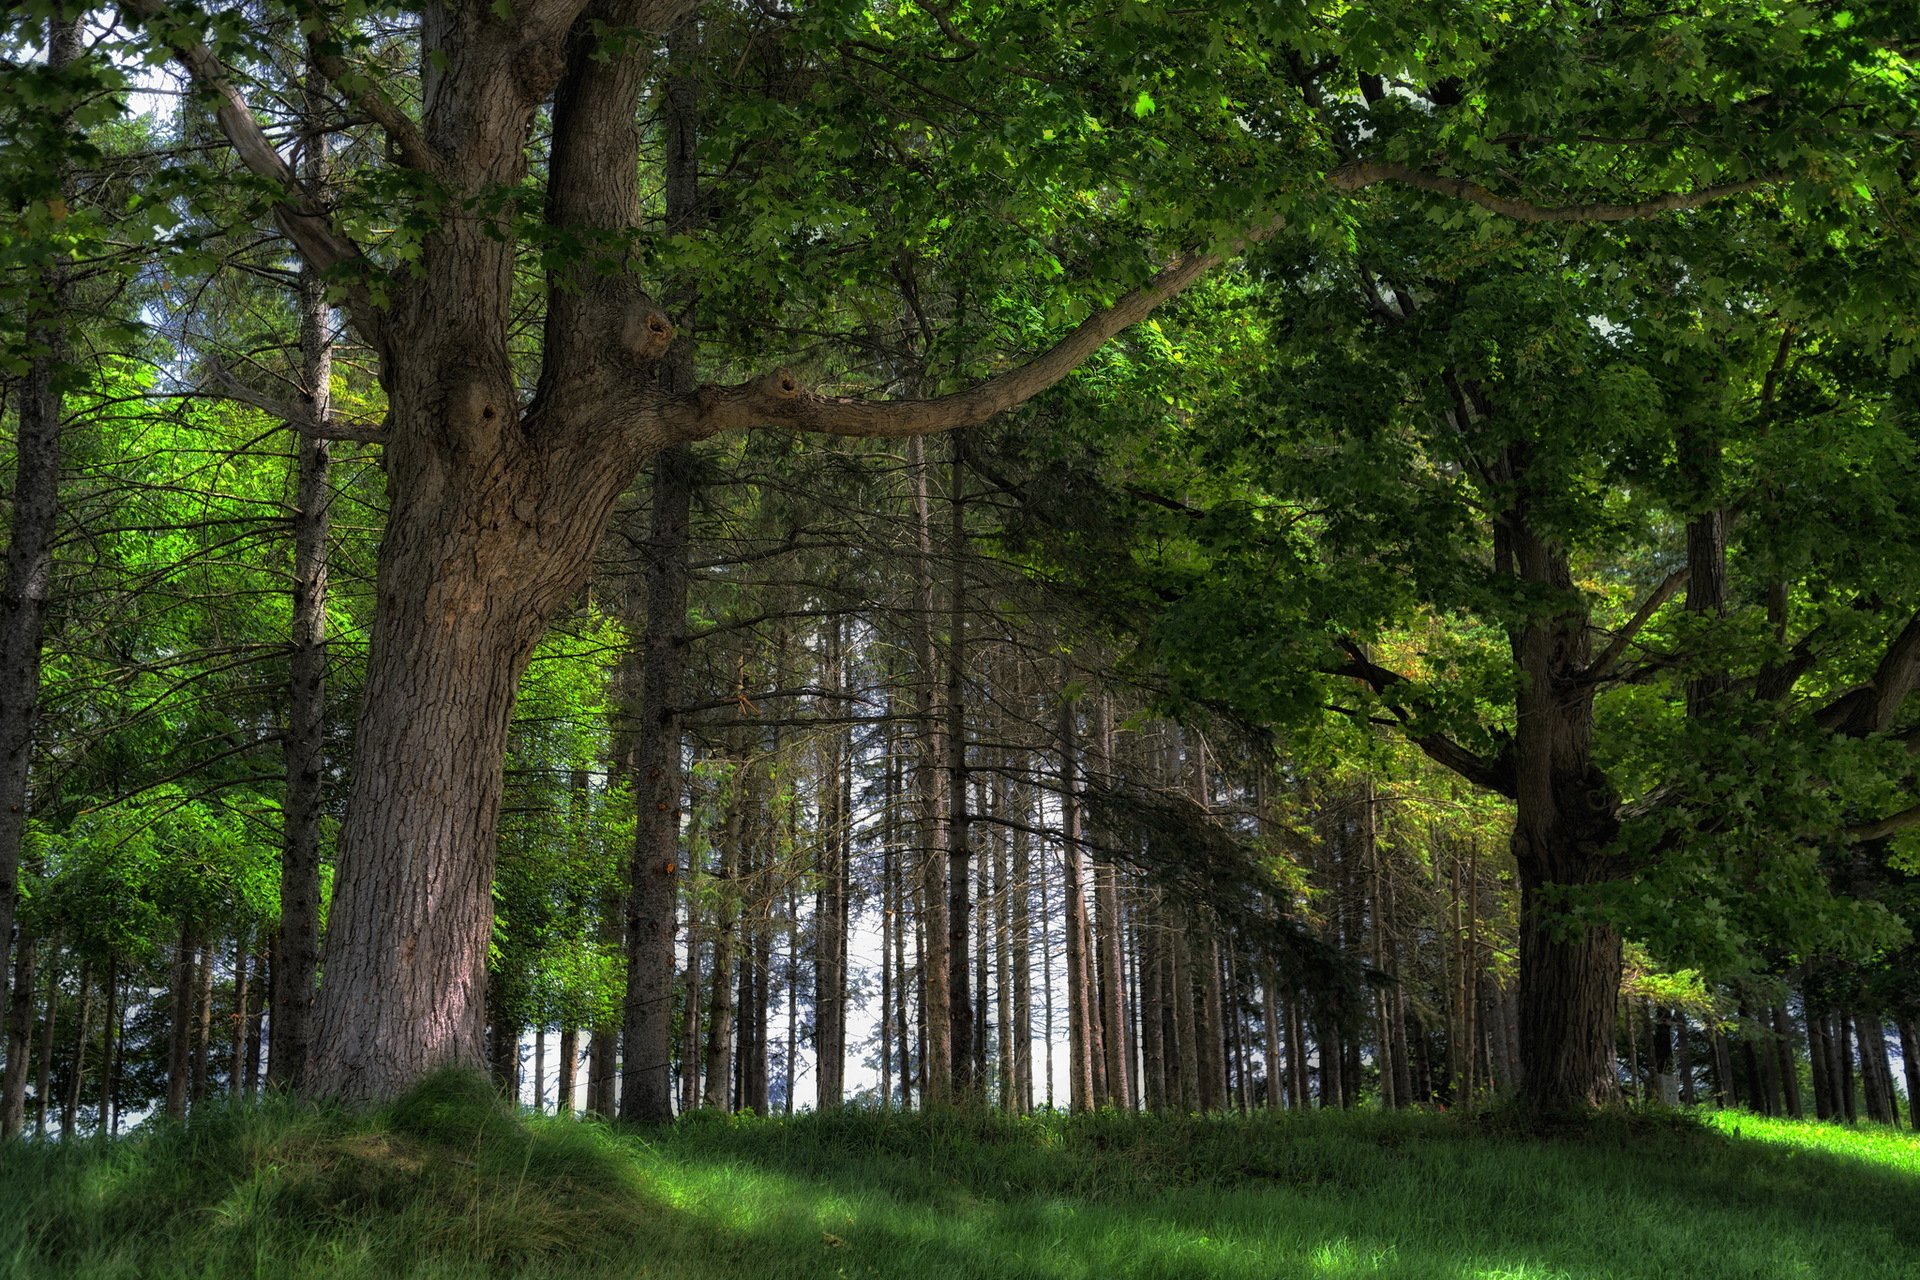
[
  {"left": 165, "top": 924, "right": 195, "bottom": 1120},
  {"left": 1507, "top": 515, "right": 1625, "bottom": 1111}
]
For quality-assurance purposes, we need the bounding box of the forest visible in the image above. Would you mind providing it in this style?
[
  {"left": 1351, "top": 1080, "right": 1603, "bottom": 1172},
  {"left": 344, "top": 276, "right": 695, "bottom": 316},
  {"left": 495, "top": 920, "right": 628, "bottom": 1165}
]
[{"left": 0, "top": 1, "right": 1918, "bottom": 1277}]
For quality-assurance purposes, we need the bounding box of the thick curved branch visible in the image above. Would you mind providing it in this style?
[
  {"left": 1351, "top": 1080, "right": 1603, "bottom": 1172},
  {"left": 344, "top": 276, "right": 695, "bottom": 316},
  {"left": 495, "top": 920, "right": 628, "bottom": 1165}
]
[
  {"left": 1815, "top": 612, "right": 1920, "bottom": 738},
  {"left": 120, "top": 0, "right": 384, "bottom": 342},
  {"left": 1331, "top": 161, "right": 1779, "bottom": 223},
  {"left": 1849, "top": 801, "right": 1920, "bottom": 842},
  {"left": 666, "top": 250, "right": 1222, "bottom": 440}
]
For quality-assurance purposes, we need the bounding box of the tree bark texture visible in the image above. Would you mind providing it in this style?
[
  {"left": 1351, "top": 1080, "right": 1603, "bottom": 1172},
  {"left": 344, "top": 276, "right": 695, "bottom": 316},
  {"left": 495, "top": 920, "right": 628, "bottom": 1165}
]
[
  {"left": 271, "top": 65, "right": 335, "bottom": 1093},
  {"left": 1507, "top": 513, "right": 1624, "bottom": 1111},
  {"left": 0, "top": 13, "right": 79, "bottom": 1074}
]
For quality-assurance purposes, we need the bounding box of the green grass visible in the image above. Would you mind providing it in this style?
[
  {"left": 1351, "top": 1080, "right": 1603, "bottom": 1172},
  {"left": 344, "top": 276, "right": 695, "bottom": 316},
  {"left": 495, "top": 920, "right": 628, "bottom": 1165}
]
[{"left": 1, "top": 1074, "right": 1915, "bottom": 1279}]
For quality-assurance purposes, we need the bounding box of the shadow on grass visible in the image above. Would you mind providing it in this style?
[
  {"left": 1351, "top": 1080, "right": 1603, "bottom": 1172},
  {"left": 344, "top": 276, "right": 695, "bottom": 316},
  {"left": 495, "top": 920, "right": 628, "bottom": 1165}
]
[
  {"left": 2, "top": 1090, "right": 1914, "bottom": 1279},
  {"left": 639, "top": 1105, "right": 1920, "bottom": 1280}
]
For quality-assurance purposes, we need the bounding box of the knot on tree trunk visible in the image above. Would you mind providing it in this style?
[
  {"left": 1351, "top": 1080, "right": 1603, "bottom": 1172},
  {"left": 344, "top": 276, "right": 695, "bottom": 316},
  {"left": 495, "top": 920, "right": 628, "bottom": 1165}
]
[{"left": 622, "top": 305, "right": 675, "bottom": 361}]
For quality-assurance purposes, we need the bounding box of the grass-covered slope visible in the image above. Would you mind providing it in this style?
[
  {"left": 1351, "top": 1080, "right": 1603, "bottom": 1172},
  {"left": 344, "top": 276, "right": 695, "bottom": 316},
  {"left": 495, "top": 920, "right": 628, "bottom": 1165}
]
[{"left": 1, "top": 1073, "right": 1914, "bottom": 1279}]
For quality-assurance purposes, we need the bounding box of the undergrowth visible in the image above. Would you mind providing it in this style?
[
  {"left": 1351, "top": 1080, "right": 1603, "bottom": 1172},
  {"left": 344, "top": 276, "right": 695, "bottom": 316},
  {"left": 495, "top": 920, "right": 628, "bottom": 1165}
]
[{"left": 1, "top": 1072, "right": 1914, "bottom": 1279}]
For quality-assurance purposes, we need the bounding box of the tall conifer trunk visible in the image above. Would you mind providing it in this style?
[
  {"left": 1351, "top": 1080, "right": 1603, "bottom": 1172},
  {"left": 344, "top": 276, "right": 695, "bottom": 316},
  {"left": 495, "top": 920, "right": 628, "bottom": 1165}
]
[
  {"left": 0, "top": 12, "right": 79, "bottom": 1074},
  {"left": 273, "top": 66, "right": 333, "bottom": 1089}
]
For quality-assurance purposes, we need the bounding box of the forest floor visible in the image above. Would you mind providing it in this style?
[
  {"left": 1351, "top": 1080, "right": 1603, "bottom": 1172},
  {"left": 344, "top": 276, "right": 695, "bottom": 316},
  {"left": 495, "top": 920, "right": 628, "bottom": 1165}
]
[{"left": 0, "top": 1073, "right": 1914, "bottom": 1280}]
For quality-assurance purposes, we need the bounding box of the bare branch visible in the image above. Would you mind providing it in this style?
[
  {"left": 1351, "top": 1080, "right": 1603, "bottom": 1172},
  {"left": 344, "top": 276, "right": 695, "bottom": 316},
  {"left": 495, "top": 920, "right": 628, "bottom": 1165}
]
[
  {"left": 1331, "top": 161, "right": 1780, "bottom": 223},
  {"left": 1584, "top": 566, "right": 1691, "bottom": 682}
]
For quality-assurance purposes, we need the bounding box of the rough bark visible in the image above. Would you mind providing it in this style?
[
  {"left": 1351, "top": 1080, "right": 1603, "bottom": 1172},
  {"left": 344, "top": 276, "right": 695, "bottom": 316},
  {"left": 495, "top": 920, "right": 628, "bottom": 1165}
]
[
  {"left": 908, "top": 435, "right": 952, "bottom": 1101},
  {"left": 558, "top": 1024, "right": 578, "bottom": 1113},
  {"left": 271, "top": 65, "right": 335, "bottom": 1093},
  {"left": 165, "top": 925, "right": 197, "bottom": 1120},
  {"left": 1089, "top": 698, "right": 1131, "bottom": 1110},
  {"left": 618, "top": 23, "right": 699, "bottom": 1124},
  {"left": 1058, "top": 698, "right": 1096, "bottom": 1110},
  {"left": 815, "top": 619, "right": 849, "bottom": 1108},
  {"left": 1507, "top": 512, "right": 1625, "bottom": 1111},
  {"left": 1, "top": 938, "right": 34, "bottom": 1137},
  {"left": 0, "top": 12, "right": 78, "bottom": 1075}
]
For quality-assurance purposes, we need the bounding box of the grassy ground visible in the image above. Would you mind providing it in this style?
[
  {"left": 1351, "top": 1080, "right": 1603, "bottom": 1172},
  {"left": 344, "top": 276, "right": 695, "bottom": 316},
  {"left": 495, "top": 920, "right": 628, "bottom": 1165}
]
[{"left": 1, "top": 1074, "right": 1914, "bottom": 1280}]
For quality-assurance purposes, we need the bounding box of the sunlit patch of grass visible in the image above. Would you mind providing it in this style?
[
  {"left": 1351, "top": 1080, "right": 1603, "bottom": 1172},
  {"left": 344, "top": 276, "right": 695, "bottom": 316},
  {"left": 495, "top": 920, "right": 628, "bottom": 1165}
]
[{"left": 1, "top": 1083, "right": 1915, "bottom": 1278}]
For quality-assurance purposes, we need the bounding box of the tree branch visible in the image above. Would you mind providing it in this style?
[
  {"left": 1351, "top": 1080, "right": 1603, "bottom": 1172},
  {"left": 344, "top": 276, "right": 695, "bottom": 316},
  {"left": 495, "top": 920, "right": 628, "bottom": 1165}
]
[
  {"left": 203, "top": 367, "right": 385, "bottom": 443},
  {"left": 1849, "top": 801, "right": 1920, "bottom": 842},
  {"left": 120, "top": 0, "right": 384, "bottom": 342},
  {"left": 299, "top": 14, "right": 442, "bottom": 175},
  {"left": 1325, "top": 641, "right": 1516, "bottom": 797},
  {"left": 1584, "top": 566, "right": 1690, "bottom": 682},
  {"left": 666, "top": 250, "right": 1223, "bottom": 440},
  {"left": 1814, "top": 612, "right": 1920, "bottom": 738},
  {"left": 1331, "top": 161, "right": 1779, "bottom": 223}
]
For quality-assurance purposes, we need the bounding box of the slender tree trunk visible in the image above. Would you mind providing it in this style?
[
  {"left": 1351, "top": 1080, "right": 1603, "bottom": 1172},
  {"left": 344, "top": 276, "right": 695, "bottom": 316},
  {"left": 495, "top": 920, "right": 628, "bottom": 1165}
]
[
  {"left": 1172, "top": 915, "right": 1200, "bottom": 1110},
  {"left": 33, "top": 950, "right": 57, "bottom": 1138},
  {"left": 1089, "top": 698, "right": 1131, "bottom": 1110},
  {"left": 273, "top": 66, "right": 335, "bottom": 1093},
  {"left": 1058, "top": 698, "right": 1096, "bottom": 1110},
  {"left": 1010, "top": 765, "right": 1033, "bottom": 1114},
  {"left": 1898, "top": 1021, "right": 1920, "bottom": 1132},
  {"left": 906, "top": 435, "right": 952, "bottom": 1102},
  {"left": 703, "top": 750, "right": 744, "bottom": 1109},
  {"left": 1, "top": 938, "right": 35, "bottom": 1136},
  {"left": 1809, "top": 1004, "right": 1834, "bottom": 1120},
  {"left": 166, "top": 924, "right": 195, "bottom": 1120},
  {"left": 679, "top": 839, "right": 703, "bottom": 1114},
  {"left": 98, "top": 957, "right": 117, "bottom": 1134},
  {"left": 1836, "top": 1014, "right": 1858, "bottom": 1122},
  {"left": 815, "top": 619, "right": 848, "bottom": 1108},
  {"left": 1857, "top": 1014, "right": 1896, "bottom": 1125},
  {"left": 993, "top": 771, "right": 1013, "bottom": 1109},
  {"left": 228, "top": 932, "right": 249, "bottom": 1098},
  {"left": 1772, "top": 1005, "right": 1802, "bottom": 1119},
  {"left": 61, "top": 959, "right": 88, "bottom": 1139},
  {"left": 191, "top": 939, "right": 215, "bottom": 1108},
  {"left": 944, "top": 441, "right": 974, "bottom": 1097},
  {"left": 1138, "top": 898, "right": 1167, "bottom": 1111},
  {"left": 0, "top": 14, "right": 78, "bottom": 1059},
  {"left": 558, "top": 1024, "right": 578, "bottom": 1114},
  {"left": 880, "top": 763, "right": 895, "bottom": 1108}
]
